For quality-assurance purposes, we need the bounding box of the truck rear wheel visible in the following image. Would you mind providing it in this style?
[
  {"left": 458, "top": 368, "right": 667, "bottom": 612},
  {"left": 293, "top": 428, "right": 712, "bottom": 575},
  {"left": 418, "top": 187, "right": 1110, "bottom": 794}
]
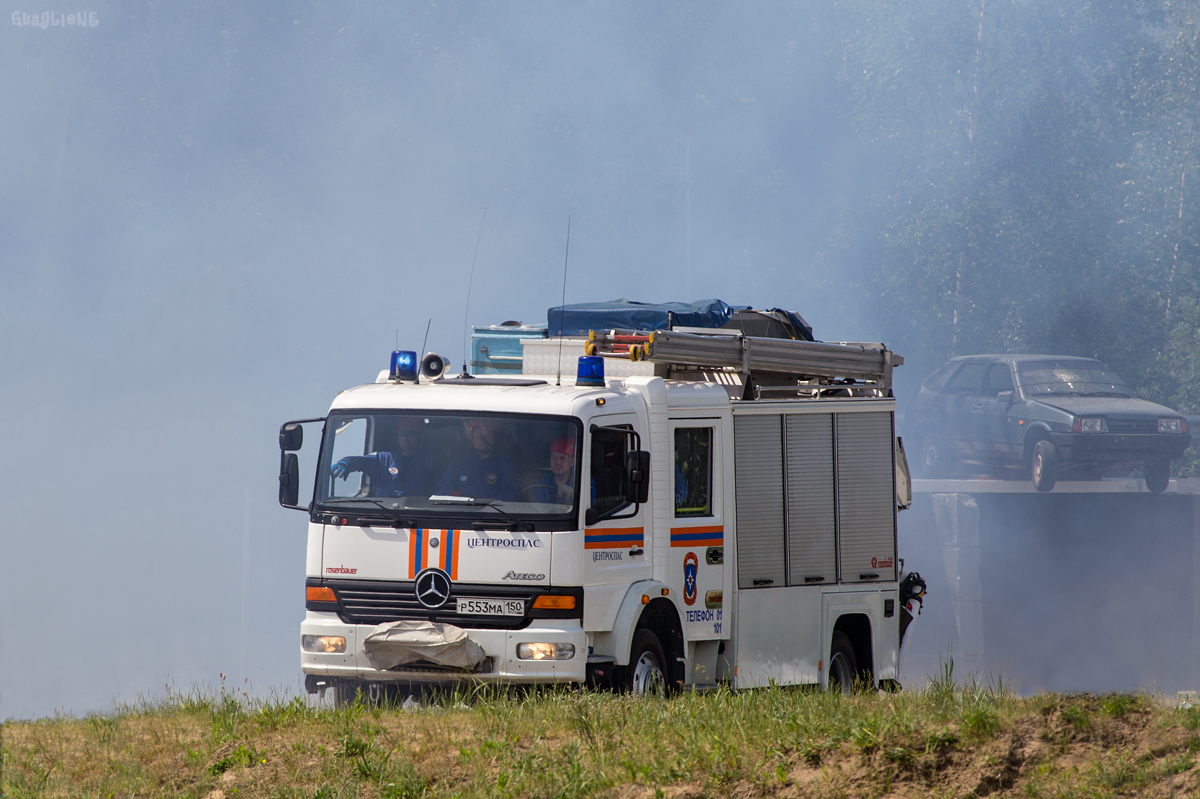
[
  {"left": 1031, "top": 440, "right": 1058, "bottom": 492},
  {"left": 1145, "top": 460, "right": 1171, "bottom": 493},
  {"left": 828, "top": 632, "right": 857, "bottom": 695},
  {"left": 624, "top": 629, "right": 667, "bottom": 698}
]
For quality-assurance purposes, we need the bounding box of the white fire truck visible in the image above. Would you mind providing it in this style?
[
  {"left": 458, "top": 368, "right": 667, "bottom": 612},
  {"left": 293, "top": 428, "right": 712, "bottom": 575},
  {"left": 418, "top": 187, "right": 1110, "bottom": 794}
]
[{"left": 279, "top": 316, "right": 924, "bottom": 701}]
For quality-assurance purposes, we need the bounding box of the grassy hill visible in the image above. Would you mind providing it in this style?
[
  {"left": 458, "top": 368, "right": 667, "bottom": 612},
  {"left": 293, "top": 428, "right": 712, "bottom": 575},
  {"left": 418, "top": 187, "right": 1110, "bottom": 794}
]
[{"left": 5, "top": 675, "right": 1199, "bottom": 798}]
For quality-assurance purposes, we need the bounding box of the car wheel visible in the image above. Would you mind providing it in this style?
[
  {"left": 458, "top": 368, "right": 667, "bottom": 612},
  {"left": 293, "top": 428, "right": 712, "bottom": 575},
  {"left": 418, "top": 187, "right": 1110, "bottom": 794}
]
[
  {"left": 828, "top": 632, "right": 857, "bottom": 695},
  {"left": 1145, "top": 460, "right": 1171, "bottom": 493},
  {"left": 1031, "top": 439, "right": 1058, "bottom": 492},
  {"left": 919, "top": 434, "right": 953, "bottom": 478},
  {"left": 623, "top": 629, "right": 668, "bottom": 698}
]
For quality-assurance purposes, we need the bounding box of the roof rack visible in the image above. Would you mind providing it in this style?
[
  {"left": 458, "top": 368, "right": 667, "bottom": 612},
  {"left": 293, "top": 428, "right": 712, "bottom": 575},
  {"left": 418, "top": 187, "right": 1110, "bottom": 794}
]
[{"left": 586, "top": 329, "right": 902, "bottom": 399}]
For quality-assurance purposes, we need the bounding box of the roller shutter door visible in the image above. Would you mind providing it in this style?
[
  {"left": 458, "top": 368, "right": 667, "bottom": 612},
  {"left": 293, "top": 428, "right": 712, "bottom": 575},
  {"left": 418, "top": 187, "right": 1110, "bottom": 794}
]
[
  {"left": 734, "top": 414, "right": 785, "bottom": 589},
  {"left": 784, "top": 413, "right": 836, "bottom": 585},
  {"left": 835, "top": 412, "right": 896, "bottom": 583}
]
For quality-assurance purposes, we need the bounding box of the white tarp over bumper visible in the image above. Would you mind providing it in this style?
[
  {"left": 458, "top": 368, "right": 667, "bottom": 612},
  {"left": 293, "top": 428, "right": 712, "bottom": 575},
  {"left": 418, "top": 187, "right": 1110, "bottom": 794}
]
[{"left": 361, "top": 621, "right": 487, "bottom": 671}]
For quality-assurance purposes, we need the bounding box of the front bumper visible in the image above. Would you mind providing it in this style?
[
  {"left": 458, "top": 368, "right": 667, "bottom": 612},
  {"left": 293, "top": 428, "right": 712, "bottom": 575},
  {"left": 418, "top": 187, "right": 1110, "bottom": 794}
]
[
  {"left": 300, "top": 611, "right": 587, "bottom": 684},
  {"left": 1049, "top": 432, "right": 1191, "bottom": 466}
]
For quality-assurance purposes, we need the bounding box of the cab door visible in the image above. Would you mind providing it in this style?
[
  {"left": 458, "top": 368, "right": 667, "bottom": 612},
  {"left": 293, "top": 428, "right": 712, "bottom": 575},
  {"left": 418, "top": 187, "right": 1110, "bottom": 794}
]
[
  {"left": 668, "top": 418, "right": 727, "bottom": 641},
  {"left": 583, "top": 413, "right": 651, "bottom": 592}
]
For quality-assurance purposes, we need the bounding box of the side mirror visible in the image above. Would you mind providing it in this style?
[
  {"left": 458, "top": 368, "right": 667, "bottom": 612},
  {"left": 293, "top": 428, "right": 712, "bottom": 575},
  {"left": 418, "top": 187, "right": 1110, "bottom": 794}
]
[
  {"left": 624, "top": 450, "right": 651, "bottom": 504},
  {"left": 996, "top": 390, "right": 1014, "bottom": 404},
  {"left": 279, "top": 453, "right": 300, "bottom": 507},
  {"left": 584, "top": 507, "right": 599, "bottom": 527},
  {"left": 279, "top": 423, "right": 303, "bottom": 451}
]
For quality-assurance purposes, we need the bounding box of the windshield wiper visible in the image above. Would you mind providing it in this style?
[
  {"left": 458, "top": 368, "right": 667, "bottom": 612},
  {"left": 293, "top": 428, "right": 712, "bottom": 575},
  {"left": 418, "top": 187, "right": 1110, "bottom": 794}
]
[
  {"left": 321, "top": 498, "right": 415, "bottom": 527},
  {"left": 481, "top": 502, "right": 535, "bottom": 532},
  {"left": 365, "top": 499, "right": 416, "bottom": 527},
  {"left": 428, "top": 498, "right": 535, "bottom": 531}
]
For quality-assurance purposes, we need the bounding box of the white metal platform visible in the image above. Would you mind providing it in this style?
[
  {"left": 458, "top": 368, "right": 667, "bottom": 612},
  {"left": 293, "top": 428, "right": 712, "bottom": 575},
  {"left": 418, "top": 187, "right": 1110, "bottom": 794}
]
[
  {"left": 901, "top": 477, "right": 1200, "bottom": 694},
  {"left": 913, "top": 477, "right": 1200, "bottom": 495}
]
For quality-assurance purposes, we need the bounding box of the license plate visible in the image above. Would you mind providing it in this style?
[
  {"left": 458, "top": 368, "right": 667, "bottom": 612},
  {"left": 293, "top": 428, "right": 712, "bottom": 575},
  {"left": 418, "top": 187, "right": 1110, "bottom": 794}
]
[{"left": 456, "top": 598, "right": 525, "bottom": 616}]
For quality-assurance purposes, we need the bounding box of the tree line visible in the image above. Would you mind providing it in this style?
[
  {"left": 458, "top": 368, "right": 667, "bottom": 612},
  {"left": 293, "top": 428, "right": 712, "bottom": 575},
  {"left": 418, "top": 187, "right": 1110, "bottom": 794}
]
[{"left": 834, "top": 1, "right": 1200, "bottom": 470}]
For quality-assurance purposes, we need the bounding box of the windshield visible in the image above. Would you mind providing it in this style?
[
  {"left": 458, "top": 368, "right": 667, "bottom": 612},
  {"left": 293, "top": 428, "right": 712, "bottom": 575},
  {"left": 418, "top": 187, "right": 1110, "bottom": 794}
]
[
  {"left": 316, "top": 411, "right": 582, "bottom": 521},
  {"left": 1016, "top": 360, "right": 1137, "bottom": 398}
]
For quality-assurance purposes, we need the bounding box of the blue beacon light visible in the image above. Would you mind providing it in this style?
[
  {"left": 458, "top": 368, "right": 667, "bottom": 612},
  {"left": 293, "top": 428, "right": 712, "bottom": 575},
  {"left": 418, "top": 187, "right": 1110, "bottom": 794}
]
[
  {"left": 576, "top": 355, "right": 605, "bottom": 387},
  {"left": 390, "top": 350, "right": 418, "bottom": 381}
]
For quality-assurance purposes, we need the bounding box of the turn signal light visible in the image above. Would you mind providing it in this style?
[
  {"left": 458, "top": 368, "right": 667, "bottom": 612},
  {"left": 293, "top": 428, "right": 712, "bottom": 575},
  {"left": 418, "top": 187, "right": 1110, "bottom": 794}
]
[
  {"left": 307, "top": 586, "right": 337, "bottom": 602},
  {"left": 532, "top": 595, "right": 576, "bottom": 610}
]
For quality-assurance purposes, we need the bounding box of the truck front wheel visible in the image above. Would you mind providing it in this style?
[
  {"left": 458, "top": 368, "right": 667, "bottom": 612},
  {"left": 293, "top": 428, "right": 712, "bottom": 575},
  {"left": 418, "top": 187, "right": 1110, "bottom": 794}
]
[
  {"left": 334, "top": 679, "right": 363, "bottom": 707},
  {"left": 624, "top": 629, "right": 667, "bottom": 698}
]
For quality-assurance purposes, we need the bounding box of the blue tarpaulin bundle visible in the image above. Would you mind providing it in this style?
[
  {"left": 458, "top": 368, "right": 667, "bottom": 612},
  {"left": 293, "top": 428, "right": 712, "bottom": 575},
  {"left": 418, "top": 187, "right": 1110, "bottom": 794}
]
[{"left": 547, "top": 298, "right": 737, "bottom": 336}]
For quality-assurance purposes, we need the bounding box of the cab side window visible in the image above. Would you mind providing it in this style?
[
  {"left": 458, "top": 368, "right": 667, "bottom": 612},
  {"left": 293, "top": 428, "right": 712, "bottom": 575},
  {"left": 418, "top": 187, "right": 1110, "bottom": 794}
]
[
  {"left": 674, "top": 427, "right": 712, "bottom": 517},
  {"left": 591, "top": 426, "right": 630, "bottom": 517}
]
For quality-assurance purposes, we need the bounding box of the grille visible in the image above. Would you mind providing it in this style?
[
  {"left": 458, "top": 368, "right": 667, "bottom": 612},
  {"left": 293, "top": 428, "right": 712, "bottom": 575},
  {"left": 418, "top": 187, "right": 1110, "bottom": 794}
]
[
  {"left": 1105, "top": 418, "right": 1158, "bottom": 434},
  {"left": 329, "top": 579, "right": 544, "bottom": 629}
]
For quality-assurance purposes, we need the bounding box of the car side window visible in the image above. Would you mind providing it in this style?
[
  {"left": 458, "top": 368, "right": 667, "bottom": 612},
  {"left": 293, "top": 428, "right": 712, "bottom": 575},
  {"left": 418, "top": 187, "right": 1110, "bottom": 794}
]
[
  {"left": 981, "top": 364, "right": 1014, "bottom": 397},
  {"left": 921, "top": 362, "right": 958, "bottom": 393},
  {"left": 944, "top": 362, "right": 987, "bottom": 396}
]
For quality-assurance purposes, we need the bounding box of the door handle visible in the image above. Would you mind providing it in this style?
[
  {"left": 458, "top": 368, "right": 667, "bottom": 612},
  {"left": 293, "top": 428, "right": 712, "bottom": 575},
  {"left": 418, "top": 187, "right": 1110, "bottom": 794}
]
[
  {"left": 629, "top": 547, "right": 644, "bottom": 556},
  {"left": 970, "top": 401, "right": 985, "bottom": 411}
]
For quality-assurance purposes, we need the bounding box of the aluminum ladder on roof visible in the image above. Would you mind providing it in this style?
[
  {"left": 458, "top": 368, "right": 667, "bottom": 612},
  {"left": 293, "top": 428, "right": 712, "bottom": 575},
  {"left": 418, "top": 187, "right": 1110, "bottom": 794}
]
[{"left": 587, "top": 328, "right": 902, "bottom": 392}]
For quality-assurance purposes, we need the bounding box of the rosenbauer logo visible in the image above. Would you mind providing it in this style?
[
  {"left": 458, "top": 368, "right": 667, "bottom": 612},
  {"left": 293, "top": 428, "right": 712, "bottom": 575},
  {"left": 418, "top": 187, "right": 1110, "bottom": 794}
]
[
  {"left": 325, "top": 564, "right": 358, "bottom": 574},
  {"left": 871, "top": 556, "right": 894, "bottom": 569}
]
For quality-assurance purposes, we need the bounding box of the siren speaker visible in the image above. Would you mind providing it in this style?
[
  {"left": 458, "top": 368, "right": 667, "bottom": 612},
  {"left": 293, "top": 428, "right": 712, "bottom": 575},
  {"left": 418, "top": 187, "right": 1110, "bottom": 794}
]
[{"left": 420, "top": 352, "right": 447, "bottom": 379}]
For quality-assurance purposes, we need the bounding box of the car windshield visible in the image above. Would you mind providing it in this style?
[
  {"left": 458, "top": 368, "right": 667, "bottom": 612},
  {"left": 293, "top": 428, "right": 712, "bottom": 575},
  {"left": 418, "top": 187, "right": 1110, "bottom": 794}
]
[
  {"left": 1016, "top": 360, "right": 1137, "bottom": 398},
  {"left": 315, "top": 411, "right": 582, "bottom": 520}
]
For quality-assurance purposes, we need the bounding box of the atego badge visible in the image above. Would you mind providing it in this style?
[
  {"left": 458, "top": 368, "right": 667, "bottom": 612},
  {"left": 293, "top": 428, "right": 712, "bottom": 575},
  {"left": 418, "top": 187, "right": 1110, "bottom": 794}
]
[{"left": 415, "top": 568, "right": 452, "bottom": 609}]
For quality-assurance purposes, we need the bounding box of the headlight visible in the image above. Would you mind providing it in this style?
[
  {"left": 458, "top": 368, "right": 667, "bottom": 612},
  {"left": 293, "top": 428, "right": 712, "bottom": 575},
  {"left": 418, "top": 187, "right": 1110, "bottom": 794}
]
[
  {"left": 302, "top": 635, "right": 347, "bottom": 653},
  {"left": 516, "top": 642, "right": 576, "bottom": 660},
  {"left": 1079, "top": 418, "right": 1107, "bottom": 433},
  {"left": 1159, "top": 418, "right": 1184, "bottom": 433}
]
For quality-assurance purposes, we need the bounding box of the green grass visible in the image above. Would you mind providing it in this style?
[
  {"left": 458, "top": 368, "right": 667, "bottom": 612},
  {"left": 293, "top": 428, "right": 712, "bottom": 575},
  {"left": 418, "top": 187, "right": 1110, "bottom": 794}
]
[{"left": 1, "top": 680, "right": 1195, "bottom": 798}]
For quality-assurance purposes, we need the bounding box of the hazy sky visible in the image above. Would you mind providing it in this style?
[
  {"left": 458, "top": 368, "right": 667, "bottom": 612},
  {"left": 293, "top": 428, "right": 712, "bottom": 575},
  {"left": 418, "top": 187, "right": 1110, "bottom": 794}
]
[{"left": 1, "top": 1, "right": 906, "bottom": 719}]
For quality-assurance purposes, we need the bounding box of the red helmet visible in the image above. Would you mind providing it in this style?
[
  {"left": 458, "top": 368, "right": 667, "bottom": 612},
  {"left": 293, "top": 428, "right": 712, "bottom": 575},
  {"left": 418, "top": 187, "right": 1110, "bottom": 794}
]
[{"left": 550, "top": 437, "right": 576, "bottom": 457}]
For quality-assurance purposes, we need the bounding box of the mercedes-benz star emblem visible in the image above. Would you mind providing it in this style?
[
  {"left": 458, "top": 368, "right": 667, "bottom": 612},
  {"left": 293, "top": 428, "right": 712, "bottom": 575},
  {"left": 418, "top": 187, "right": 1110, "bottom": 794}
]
[{"left": 414, "top": 568, "right": 452, "bottom": 609}]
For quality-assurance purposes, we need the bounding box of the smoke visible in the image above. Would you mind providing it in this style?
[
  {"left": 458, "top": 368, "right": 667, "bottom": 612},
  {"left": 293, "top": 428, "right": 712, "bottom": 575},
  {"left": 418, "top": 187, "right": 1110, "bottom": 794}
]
[
  {"left": 4, "top": 1, "right": 1188, "bottom": 719},
  {"left": 0, "top": 2, "right": 885, "bottom": 719}
]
